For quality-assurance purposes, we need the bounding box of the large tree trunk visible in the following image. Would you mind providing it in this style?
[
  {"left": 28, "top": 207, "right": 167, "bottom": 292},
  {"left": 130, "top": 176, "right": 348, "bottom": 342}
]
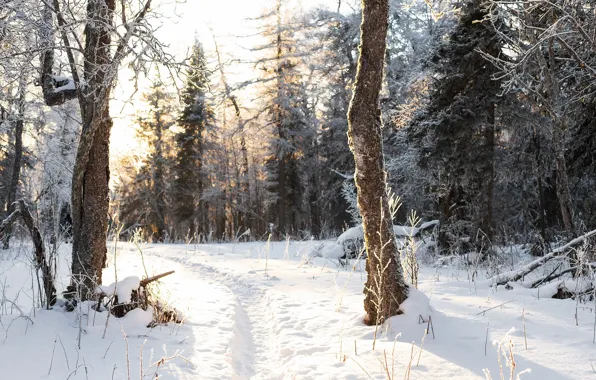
[
  {"left": 71, "top": 107, "right": 111, "bottom": 298},
  {"left": 347, "top": 0, "right": 408, "bottom": 326},
  {"left": 70, "top": 0, "right": 116, "bottom": 299},
  {"left": 2, "top": 73, "right": 26, "bottom": 249},
  {"left": 39, "top": 0, "right": 153, "bottom": 299}
]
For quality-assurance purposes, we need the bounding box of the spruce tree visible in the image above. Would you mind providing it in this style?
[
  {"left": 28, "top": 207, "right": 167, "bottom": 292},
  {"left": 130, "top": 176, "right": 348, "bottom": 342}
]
[
  {"left": 255, "top": 0, "right": 312, "bottom": 237},
  {"left": 173, "top": 40, "right": 214, "bottom": 240},
  {"left": 410, "top": 0, "right": 503, "bottom": 249},
  {"left": 118, "top": 79, "right": 176, "bottom": 242}
]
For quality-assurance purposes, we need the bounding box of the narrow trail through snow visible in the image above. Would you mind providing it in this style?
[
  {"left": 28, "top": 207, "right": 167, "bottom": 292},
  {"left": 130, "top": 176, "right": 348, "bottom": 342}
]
[{"left": 143, "top": 249, "right": 283, "bottom": 380}]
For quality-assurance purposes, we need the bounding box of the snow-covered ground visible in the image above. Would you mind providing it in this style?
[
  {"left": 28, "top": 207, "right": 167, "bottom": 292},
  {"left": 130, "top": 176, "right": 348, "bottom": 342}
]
[{"left": 0, "top": 239, "right": 594, "bottom": 379}]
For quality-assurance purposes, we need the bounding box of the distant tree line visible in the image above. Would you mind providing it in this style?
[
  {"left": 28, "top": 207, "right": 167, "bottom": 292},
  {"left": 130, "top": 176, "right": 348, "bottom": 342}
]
[{"left": 2, "top": 0, "right": 596, "bottom": 253}]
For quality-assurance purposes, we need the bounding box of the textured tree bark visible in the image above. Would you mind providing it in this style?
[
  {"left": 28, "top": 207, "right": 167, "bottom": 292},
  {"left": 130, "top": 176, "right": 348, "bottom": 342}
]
[
  {"left": 70, "top": 0, "right": 116, "bottom": 298},
  {"left": 347, "top": 0, "right": 408, "bottom": 325},
  {"left": 40, "top": 0, "right": 152, "bottom": 299}
]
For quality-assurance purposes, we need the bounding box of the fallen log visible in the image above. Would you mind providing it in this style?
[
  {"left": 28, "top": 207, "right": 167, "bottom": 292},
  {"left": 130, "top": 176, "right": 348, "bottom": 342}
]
[
  {"left": 488, "top": 228, "right": 596, "bottom": 287},
  {"left": 531, "top": 265, "right": 575, "bottom": 288},
  {"left": 99, "top": 271, "right": 178, "bottom": 323}
]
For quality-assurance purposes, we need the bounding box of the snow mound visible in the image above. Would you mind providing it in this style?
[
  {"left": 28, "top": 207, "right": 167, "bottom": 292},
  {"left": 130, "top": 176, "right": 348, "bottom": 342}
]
[
  {"left": 532, "top": 278, "right": 593, "bottom": 298},
  {"left": 97, "top": 275, "right": 141, "bottom": 303},
  {"left": 321, "top": 243, "right": 345, "bottom": 259},
  {"left": 399, "top": 287, "right": 433, "bottom": 316},
  {"left": 123, "top": 306, "right": 154, "bottom": 326}
]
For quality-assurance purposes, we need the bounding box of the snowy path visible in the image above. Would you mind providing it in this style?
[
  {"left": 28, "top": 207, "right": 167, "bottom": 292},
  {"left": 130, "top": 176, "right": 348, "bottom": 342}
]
[
  {"left": 163, "top": 256, "right": 272, "bottom": 379},
  {"left": 2, "top": 241, "right": 596, "bottom": 379},
  {"left": 142, "top": 243, "right": 359, "bottom": 379},
  {"left": 109, "top": 246, "right": 261, "bottom": 379},
  {"left": 142, "top": 243, "right": 596, "bottom": 380}
]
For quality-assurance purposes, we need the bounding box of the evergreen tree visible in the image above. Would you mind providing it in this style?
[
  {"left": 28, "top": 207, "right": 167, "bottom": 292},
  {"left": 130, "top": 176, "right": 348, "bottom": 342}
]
[
  {"left": 310, "top": 8, "right": 360, "bottom": 233},
  {"left": 118, "top": 79, "right": 176, "bottom": 242},
  {"left": 408, "top": 0, "right": 503, "bottom": 250},
  {"left": 254, "top": 0, "right": 313, "bottom": 237},
  {"left": 172, "top": 41, "right": 214, "bottom": 241}
]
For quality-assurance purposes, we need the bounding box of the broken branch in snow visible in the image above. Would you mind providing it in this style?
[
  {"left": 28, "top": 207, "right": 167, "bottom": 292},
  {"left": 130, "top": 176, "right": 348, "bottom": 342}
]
[
  {"left": 530, "top": 264, "right": 574, "bottom": 288},
  {"left": 476, "top": 300, "right": 514, "bottom": 315},
  {"left": 140, "top": 270, "right": 175, "bottom": 287},
  {"left": 98, "top": 271, "right": 179, "bottom": 325},
  {"left": 488, "top": 229, "right": 596, "bottom": 286}
]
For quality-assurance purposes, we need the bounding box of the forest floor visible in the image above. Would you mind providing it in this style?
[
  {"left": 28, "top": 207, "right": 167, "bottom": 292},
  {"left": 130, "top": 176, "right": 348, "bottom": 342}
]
[{"left": 0, "top": 239, "right": 594, "bottom": 379}]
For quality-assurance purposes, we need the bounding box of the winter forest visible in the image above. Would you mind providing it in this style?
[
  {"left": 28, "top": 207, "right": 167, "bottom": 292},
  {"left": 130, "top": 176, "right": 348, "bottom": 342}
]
[{"left": 2, "top": 0, "right": 596, "bottom": 378}]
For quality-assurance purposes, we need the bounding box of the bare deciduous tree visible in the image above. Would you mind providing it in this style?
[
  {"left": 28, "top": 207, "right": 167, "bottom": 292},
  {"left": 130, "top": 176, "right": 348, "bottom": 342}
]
[
  {"left": 38, "top": 0, "right": 175, "bottom": 298},
  {"left": 347, "top": 0, "right": 408, "bottom": 325}
]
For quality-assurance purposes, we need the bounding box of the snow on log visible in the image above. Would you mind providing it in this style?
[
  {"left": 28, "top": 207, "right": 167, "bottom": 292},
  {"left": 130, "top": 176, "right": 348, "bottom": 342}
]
[
  {"left": 97, "top": 276, "right": 141, "bottom": 304},
  {"left": 488, "top": 228, "right": 596, "bottom": 287},
  {"left": 96, "top": 271, "right": 175, "bottom": 302},
  {"left": 320, "top": 220, "right": 439, "bottom": 262},
  {"left": 336, "top": 220, "right": 439, "bottom": 245},
  {"left": 96, "top": 271, "right": 177, "bottom": 321},
  {"left": 52, "top": 75, "right": 76, "bottom": 93}
]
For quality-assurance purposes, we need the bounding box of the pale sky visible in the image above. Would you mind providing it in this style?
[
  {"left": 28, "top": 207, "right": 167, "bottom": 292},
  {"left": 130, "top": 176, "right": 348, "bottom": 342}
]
[{"left": 110, "top": 0, "right": 349, "bottom": 157}]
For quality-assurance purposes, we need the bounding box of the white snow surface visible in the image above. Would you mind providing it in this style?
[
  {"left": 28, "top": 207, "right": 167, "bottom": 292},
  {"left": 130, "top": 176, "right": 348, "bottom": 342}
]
[
  {"left": 97, "top": 275, "right": 141, "bottom": 303},
  {"left": 0, "top": 239, "right": 593, "bottom": 379}
]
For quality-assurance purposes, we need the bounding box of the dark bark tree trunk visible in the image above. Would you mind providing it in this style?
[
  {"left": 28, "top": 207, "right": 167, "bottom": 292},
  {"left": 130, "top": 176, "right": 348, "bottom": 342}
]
[
  {"left": 40, "top": 0, "right": 153, "bottom": 299},
  {"left": 347, "top": 0, "right": 408, "bottom": 326},
  {"left": 70, "top": 0, "right": 116, "bottom": 298},
  {"left": 2, "top": 74, "right": 26, "bottom": 249}
]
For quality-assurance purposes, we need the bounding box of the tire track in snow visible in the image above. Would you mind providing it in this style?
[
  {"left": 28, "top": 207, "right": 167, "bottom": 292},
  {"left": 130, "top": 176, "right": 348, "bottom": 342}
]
[{"left": 152, "top": 253, "right": 281, "bottom": 380}]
